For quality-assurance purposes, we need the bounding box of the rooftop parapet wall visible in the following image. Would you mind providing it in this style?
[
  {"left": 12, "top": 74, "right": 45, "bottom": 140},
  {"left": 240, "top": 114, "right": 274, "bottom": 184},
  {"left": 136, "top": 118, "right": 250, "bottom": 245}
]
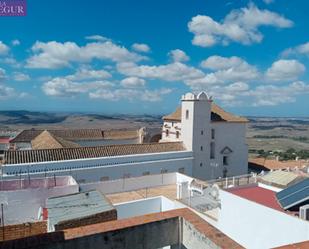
[
  {"left": 0, "top": 176, "right": 77, "bottom": 191},
  {"left": 0, "top": 208, "right": 243, "bottom": 249}
]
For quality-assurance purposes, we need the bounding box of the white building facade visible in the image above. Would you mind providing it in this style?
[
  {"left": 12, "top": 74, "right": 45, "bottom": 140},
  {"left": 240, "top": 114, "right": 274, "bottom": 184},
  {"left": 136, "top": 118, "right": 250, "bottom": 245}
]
[{"left": 161, "top": 92, "right": 248, "bottom": 180}]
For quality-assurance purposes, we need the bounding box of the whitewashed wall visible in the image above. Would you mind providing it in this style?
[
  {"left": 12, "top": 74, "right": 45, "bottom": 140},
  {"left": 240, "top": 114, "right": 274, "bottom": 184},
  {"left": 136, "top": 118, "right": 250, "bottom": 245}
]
[
  {"left": 216, "top": 190, "right": 309, "bottom": 249},
  {"left": 3, "top": 151, "right": 193, "bottom": 183},
  {"left": 161, "top": 121, "right": 182, "bottom": 142},
  {"left": 115, "top": 196, "right": 182, "bottom": 219},
  {"left": 209, "top": 122, "right": 248, "bottom": 178}
]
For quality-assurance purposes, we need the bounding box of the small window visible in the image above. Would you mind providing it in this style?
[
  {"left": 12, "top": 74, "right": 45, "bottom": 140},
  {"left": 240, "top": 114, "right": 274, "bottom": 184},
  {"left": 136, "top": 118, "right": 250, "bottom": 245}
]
[
  {"left": 210, "top": 142, "right": 215, "bottom": 159},
  {"left": 200, "top": 162, "right": 203, "bottom": 167},
  {"left": 211, "top": 129, "right": 215, "bottom": 139},
  {"left": 100, "top": 176, "right": 109, "bottom": 181},
  {"left": 143, "top": 171, "right": 150, "bottom": 176},
  {"left": 223, "top": 156, "right": 228, "bottom": 166},
  {"left": 166, "top": 129, "right": 169, "bottom": 137},
  {"left": 200, "top": 146, "right": 203, "bottom": 151},
  {"left": 186, "top": 110, "right": 189, "bottom": 120},
  {"left": 201, "top": 130, "right": 204, "bottom": 135},
  {"left": 178, "top": 167, "right": 185, "bottom": 173},
  {"left": 176, "top": 131, "right": 180, "bottom": 139}
]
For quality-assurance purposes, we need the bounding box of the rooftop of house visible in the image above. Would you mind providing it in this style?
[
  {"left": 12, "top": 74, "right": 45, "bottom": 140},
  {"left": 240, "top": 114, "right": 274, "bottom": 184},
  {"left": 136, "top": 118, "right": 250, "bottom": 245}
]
[
  {"left": 163, "top": 103, "right": 248, "bottom": 123},
  {"left": 31, "top": 130, "right": 80, "bottom": 150},
  {"left": 11, "top": 128, "right": 140, "bottom": 143},
  {"left": 249, "top": 158, "right": 309, "bottom": 171},
  {"left": 3, "top": 141, "right": 185, "bottom": 165},
  {"left": 47, "top": 190, "right": 115, "bottom": 229},
  {"left": 260, "top": 170, "right": 305, "bottom": 188},
  {"left": 227, "top": 185, "right": 285, "bottom": 212}
]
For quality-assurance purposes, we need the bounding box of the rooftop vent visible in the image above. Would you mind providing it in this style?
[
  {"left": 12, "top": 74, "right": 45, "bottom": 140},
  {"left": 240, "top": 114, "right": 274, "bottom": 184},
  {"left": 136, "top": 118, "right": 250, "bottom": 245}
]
[{"left": 300, "top": 204, "right": 309, "bottom": 221}]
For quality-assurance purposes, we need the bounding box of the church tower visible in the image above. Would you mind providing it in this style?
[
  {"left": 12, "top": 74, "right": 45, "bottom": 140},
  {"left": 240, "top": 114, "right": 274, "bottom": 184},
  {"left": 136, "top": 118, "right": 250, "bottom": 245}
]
[{"left": 181, "top": 92, "right": 212, "bottom": 180}]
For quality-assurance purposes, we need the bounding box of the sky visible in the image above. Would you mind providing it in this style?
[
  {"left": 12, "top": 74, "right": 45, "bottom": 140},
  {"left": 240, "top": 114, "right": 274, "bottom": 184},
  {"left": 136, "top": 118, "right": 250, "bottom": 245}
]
[{"left": 0, "top": 0, "right": 309, "bottom": 116}]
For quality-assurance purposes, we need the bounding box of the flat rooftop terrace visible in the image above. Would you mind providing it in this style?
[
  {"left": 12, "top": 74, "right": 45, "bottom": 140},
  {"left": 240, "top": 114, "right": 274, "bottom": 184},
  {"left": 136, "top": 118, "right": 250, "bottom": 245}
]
[{"left": 106, "top": 184, "right": 177, "bottom": 204}]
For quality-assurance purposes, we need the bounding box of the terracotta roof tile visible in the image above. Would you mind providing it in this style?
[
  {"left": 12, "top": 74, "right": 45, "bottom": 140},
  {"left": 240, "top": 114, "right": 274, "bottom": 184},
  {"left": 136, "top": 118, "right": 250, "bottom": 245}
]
[
  {"left": 272, "top": 241, "right": 309, "bottom": 249},
  {"left": 4, "top": 142, "right": 185, "bottom": 165},
  {"left": 11, "top": 129, "right": 139, "bottom": 143},
  {"left": 163, "top": 103, "right": 248, "bottom": 123},
  {"left": 249, "top": 158, "right": 308, "bottom": 171},
  {"left": 31, "top": 130, "right": 80, "bottom": 150}
]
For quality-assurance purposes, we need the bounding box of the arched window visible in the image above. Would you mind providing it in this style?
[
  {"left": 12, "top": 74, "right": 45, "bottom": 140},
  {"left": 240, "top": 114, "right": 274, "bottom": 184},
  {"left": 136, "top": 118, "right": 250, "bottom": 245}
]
[
  {"left": 186, "top": 110, "right": 189, "bottom": 120},
  {"left": 176, "top": 131, "right": 180, "bottom": 139},
  {"left": 166, "top": 129, "right": 169, "bottom": 137}
]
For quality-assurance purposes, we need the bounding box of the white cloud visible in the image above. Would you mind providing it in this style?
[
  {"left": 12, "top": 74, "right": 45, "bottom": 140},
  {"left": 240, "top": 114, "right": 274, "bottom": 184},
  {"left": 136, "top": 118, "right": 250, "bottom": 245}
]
[
  {"left": 12, "top": 39, "right": 20, "bottom": 46},
  {"left": 26, "top": 41, "right": 145, "bottom": 69},
  {"left": 201, "top": 55, "right": 244, "bottom": 70},
  {"left": 117, "top": 62, "right": 204, "bottom": 82},
  {"left": 188, "top": 4, "right": 293, "bottom": 47},
  {"left": 85, "top": 35, "right": 109, "bottom": 42},
  {"left": 225, "top": 81, "right": 249, "bottom": 92},
  {"left": 266, "top": 59, "right": 305, "bottom": 81},
  {"left": 0, "top": 84, "right": 15, "bottom": 100},
  {"left": 66, "top": 68, "right": 112, "bottom": 81},
  {"left": 89, "top": 88, "right": 172, "bottom": 102},
  {"left": 120, "top": 77, "right": 145, "bottom": 88},
  {"left": 42, "top": 77, "right": 114, "bottom": 97},
  {"left": 187, "top": 55, "right": 259, "bottom": 90},
  {"left": 132, "top": 43, "right": 151, "bottom": 53},
  {"left": 282, "top": 42, "right": 309, "bottom": 57},
  {"left": 0, "top": 41, "right": 9, "bottom": 55},
  {"left": 13, "top": 72, "right": 30, "bottom": 81},
  {"left": 168, "top": 49, "right": 190, "bottom": 62},
  {"left": 205, "top": 80, "right": 309, "bottom": 107}
]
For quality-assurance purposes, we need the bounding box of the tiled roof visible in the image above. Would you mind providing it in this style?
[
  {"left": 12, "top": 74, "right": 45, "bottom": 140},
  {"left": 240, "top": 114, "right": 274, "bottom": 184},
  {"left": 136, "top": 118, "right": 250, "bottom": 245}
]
[
  {"left": 4, "top": 142, "right": 185, "bottom": 165},
  {"left": 249, "top": 158, "right": 308, "bottom": 171},
  {"left": 163, "top": 103, "right": 248, "bottom": 123},
  {"left": 261, "top": 170, "right": 300, "bottom": 187},
  {"left": 227, "top": 185, "right": 284, "bottom": 212},
  {"left": 11, "top": 129, "right": 139, "bottom": 143},
  {"left": 272, "top": 241, "right": 309, "bottom": 249},
  {"left": 31, "top": 130, "right": 80, "bottom": 150}
]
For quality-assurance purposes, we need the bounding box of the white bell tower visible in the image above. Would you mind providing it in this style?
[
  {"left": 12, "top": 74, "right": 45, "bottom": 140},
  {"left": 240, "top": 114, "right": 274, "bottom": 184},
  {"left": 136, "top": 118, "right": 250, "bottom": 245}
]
[{"left": 181, "top": 92, "right": 212, "bottom": 180}]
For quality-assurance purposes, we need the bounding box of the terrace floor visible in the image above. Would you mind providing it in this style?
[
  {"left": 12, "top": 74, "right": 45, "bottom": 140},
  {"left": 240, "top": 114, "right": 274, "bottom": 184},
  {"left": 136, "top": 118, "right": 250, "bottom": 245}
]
[{"left": 106, "top": 184, "right": 177, "bottom": 204}]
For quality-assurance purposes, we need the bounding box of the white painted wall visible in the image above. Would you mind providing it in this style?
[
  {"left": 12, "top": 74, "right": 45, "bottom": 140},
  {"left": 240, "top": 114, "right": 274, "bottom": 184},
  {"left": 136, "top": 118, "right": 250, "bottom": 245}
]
[
  {"left": 216, "top": 190, "right": 309, "bottom": 249},
  {"left": 115, "top": 196, "right": 182, "bottom": 219},
  {"left": 3, "top": 151, "right": 193, "bottom": 183},
  {"left": 161, "top": 121, "right": 182, "bottom": 142},
  {"left": 161, "top": 92, "right": 248, "bottom": 180},
  {"left": 209, "top": 122, "right": 248, "bottom": 178}
]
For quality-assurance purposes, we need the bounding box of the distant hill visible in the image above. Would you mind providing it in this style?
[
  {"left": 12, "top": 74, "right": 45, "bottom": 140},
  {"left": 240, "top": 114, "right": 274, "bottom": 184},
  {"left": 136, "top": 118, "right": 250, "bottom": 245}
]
[{"left": 0, "top": 110, "right": 162, "bottom": 130}]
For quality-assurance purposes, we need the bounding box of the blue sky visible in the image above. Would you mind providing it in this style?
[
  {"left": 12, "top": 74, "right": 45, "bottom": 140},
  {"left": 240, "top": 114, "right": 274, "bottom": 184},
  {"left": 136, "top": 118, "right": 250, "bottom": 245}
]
[{"left": 0, "top": 0, "right": 309, "bottom": 116}]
